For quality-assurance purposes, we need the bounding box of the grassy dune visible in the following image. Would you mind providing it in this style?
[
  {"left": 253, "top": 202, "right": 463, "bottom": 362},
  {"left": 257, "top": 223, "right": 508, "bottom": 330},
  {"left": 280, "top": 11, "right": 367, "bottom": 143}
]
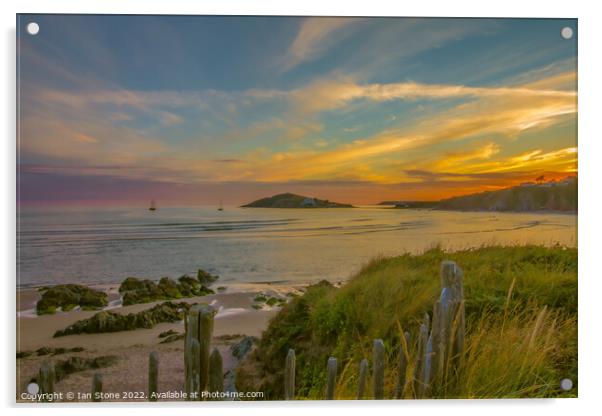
[{"left": 236, "top": 245, "right": 577, "bottom": 399}]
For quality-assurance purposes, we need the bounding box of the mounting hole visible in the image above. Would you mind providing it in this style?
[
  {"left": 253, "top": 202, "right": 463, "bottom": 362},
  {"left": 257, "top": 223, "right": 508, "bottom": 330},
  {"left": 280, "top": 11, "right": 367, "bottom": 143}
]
[
  {"left": 26, "top": 382, "right": 39, "bottom": 395},
  {"left": 561, "top": 27, "right": 573, "bottom": 40},
  {"left": 560, "top": 378, "right": 573, "bottom": 391},
  {"left": 26, "top": 22, "right": 40, "bottom": 36}
]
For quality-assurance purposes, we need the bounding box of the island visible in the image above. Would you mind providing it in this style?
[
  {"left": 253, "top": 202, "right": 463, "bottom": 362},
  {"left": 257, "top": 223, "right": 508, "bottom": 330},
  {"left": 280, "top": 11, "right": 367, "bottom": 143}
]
[{"left": 241, "top": 193, "right": 354, "bottom": 208}]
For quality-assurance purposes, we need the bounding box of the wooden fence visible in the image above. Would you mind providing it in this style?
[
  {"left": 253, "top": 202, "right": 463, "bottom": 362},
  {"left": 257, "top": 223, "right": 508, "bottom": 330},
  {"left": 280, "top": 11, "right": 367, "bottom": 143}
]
[
  {"left": 33, "top": 260, "right": 465, "bottom": 401},
  {"left": 284, "top": 260, "right": 465, "bottom": 400}
]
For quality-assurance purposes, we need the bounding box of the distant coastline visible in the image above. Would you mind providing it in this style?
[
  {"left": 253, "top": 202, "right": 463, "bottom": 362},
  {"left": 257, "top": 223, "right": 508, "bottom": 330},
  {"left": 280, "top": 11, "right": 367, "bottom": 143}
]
[{"left": 379, "top": 177, "right": 577, "bottom": 213}]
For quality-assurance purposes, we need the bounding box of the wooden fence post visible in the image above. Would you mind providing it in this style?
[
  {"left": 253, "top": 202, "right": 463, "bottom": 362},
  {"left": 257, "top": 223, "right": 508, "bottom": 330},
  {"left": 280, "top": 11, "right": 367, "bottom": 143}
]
[
  {"left": 38, "top": 361, "right": 55, "bottom": 402},
  {"left": 423, "top": 334, "right": 433, "bottom": 397},
  {"left": 326, "top": 357, "right": 337, "bottom": 400},
  {"left": 439, "top": 261, "right": 466, "bottom": 388},
  {"left": 209, "top": 348, "right": 224, "bottom": 396},
  {"left": 183, "top": 304, "right": 215, "bottom": 400},
  {"left": 356, "top": 358, "right": 368, "bottom": 400},
  {"left": 394, "top": 331, "right": 410, "bottom": 399},
  {"left": 186, "top": 338, "right": 201, "bottom": 400},
  {"left": 148, "top": 351, "right": 159, "bottom": 402},
  {"left": 198, "top": 305, "right": 215, "bottom": 395},
  {"left": 184, "top": 305, "right": 200, "bottom": 395},
  {"left": 431, "top": 298, "right": 444, "bottom": 385},
  {"left": 284, "top": 349, "right": 296, "bottom": 400},
  {"left": 414, "top": 313, "right": 430, "bottom": 398},
  {"left": 92, "top": 373, "right": 102, "bottom": 402},
  {"left": 373, "top": 339, "right": 385, "bottom": 399}
]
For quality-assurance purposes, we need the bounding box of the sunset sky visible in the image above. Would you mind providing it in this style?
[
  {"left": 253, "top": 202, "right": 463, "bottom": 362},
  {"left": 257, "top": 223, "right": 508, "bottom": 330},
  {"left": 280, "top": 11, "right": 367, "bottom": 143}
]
[{"left": 17, "top": 15, "right": 577, "bottom": 206}]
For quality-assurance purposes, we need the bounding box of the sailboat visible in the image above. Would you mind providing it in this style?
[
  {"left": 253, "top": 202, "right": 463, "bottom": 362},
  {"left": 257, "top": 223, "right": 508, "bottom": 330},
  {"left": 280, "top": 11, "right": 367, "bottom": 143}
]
[
  {"left": 218, "top": 200, "right": 224, "bottom": 211},
  {"left": 149, "top": 200, "right": 157, "bottom": 211}
]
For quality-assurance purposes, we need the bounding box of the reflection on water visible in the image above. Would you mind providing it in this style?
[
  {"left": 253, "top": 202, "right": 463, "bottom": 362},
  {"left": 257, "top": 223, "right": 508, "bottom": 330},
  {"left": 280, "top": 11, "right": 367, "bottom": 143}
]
[{"left": 17, "top": 206, "right": 577, "bottom": 287}]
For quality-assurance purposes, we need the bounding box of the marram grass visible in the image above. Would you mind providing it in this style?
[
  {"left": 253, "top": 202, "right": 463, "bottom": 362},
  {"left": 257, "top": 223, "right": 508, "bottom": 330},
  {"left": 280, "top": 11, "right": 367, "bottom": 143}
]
[{"left": 236, "top": 244, "right": 577, "bottom": 399}]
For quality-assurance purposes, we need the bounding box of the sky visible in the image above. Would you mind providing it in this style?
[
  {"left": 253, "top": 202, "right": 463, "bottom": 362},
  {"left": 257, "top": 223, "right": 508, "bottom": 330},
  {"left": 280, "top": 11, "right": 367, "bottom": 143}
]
[{"left": 17, "top": 15, "right": 577, "bottom": 206}]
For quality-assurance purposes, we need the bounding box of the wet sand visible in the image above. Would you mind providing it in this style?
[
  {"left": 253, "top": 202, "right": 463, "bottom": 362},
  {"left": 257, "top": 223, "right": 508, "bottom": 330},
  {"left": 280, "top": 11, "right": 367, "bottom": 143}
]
[{"left": 16, "top": 284, "right": 302, "bottom": 402}]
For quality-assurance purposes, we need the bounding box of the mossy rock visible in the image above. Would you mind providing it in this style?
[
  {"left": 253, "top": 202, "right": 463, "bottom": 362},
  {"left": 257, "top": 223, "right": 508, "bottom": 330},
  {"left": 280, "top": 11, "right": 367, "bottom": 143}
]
[
  {"left": 53, "top": 355, "right": 119, "bottom": 382},
  {"left": 36, "top": 347, "right": 52, "bottom": 356},
  {"left": 231, "top": 336, "right": 258, "bottom": 359},
  {"left": 266, "top": 297, "right": 280, "bottom": 306},
  {"left": 160, "top": 333, "right": 185, "bottom": 344},
  {"left": 178, "top": 275, "right": 214, "bottom": 297},
  {"left": 158, "top": 277, "right": 183, "bottom": 299},
  {"left": 196, "top": 269, "right": 219, "bottom": 285},
  {"left": 36, "top": 284, "right": 108, "bottom": 315},
  {"left": 119, "top": 277, "right": 163, "bottom": 306},
  {"left": 54, "top": 301, "right": 192, "bottom": 337},
  {"left": 119, "top": 277, "right": 156, "bottom": 293},
  {"left": 158, "top": 329, "right": 178, "bottom": 338},
  {"left": 119, "top": 276, "right": 214, "bottom": 306}
]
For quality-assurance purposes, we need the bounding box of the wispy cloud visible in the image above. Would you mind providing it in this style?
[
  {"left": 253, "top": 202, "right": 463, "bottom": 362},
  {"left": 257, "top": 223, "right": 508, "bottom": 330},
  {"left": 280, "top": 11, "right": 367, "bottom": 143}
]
[
  {"left": 288, "top": 75, "right": 575, "bottom": 114},
  {"left": 281, "top": 17, "right": 361, "bottom": 71}
]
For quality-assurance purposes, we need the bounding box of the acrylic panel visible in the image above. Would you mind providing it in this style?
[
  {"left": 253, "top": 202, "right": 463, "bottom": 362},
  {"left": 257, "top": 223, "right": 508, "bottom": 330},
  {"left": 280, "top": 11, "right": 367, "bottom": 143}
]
[{"left": 16, "top": 14, "right": 577, "bottom": 402}]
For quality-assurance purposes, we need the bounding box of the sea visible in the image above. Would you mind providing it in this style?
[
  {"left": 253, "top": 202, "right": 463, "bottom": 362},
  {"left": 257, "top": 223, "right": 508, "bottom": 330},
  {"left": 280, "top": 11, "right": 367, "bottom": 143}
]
[{"left": 17, "top": 206, "right": 577, "bottom": 288}]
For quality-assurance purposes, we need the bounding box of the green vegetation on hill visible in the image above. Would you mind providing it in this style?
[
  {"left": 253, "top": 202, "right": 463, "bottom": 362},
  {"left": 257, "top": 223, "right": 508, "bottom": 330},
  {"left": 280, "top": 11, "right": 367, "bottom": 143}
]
[
  {"left": 242, "top": 193, "right": 353, "bottom": 208},
  {"left": 380, "top": 177, "right": 577, "bottom": 212},
  {"left": 236, "top": 245, "right": 577, "bottom": 399},
  {"left": 437, "top": 179, "right": 577, "bottom": 212}
]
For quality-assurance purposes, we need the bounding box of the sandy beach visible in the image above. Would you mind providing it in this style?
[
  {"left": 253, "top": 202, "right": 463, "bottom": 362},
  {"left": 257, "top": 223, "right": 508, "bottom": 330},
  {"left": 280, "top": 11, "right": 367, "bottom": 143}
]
[{"left": 16, "top": 283, "right": 303, "bottom": 402}]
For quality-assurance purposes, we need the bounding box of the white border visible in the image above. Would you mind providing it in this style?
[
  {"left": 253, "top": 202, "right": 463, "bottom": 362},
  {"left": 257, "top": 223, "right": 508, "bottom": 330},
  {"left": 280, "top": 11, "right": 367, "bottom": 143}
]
[{"left": 2, "top": 1, "right": 601, "bottom": 415}]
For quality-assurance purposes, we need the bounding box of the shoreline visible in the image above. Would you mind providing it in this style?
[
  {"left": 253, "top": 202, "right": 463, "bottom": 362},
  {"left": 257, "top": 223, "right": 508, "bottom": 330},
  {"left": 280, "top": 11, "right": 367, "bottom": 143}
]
[{"left": 387, "top": 206, "right": 578, "bottom": 215}]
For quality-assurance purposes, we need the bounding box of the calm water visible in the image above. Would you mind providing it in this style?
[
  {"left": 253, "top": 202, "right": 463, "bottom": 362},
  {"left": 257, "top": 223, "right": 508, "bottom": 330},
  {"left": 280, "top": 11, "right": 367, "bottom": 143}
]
[{"left": 17, "top": 206, "right": 577, "bottom": 288}]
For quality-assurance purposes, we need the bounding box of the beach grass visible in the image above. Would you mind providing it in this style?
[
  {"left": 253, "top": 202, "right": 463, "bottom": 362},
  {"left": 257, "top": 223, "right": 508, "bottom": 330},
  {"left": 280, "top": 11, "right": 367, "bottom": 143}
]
[{"left": 236, "top": 244, "right": 577, "bottom": 399}]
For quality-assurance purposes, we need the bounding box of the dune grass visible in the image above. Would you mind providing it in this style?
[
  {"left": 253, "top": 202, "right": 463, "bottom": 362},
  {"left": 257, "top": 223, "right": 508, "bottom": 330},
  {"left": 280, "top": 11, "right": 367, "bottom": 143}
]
[{"left": 236, "top": 245, "right": 577, "bottom": 399}]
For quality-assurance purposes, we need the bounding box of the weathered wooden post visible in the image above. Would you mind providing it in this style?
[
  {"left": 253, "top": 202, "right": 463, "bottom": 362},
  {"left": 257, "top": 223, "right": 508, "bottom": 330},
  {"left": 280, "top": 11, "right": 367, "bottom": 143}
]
[
  {"left": 430, "top": 298, "right": 444, "bottom": 385},
  {"left": 414, "top": 314, "right": 430, "bottom": 398},
  {"left": 148, "top": 351, "right": 159, "bottom": 402},
  {"left": 198, "top": 305, "right": 215, "bottom": 395},
  {"left": 422, "top": 334, "right": 433, "bottom": 397},
  {"left": 186, "top": 338, "right": 201, "bottom": 400},
  {"left": 184, "top": 304, "right": 215, "bottom": 400},
  {"left": 38, "top": 361, "right": 55, "bottom": 402},
  {"left": 440, "top": 261, "right": 466, "bottom": 374},
  {"left": 209, "top": 348, "right": 224, "bottom": 396},
  {"left": 356, "top": 358, "right": 368, "bottom": 400},
  {"left": 284, "top": 349, "right": 296, "bottom": 400},
  {"left": 326, "top": 357, "right": 337, "bottom": 400},
  {"left": 373, "top": 339, "right": 385, "bottom": 399},
  {"left": 184, "top": 306, "right": 200, "bottom": 395},
  {"left": 394, "top": 331, "right": 410, "bottom": 399},
  {"left": 441, "top": 261, "right": 466, "bottom": 353},
  {"left": 92, "top": 373, "right": 102, "bottom": 402}
]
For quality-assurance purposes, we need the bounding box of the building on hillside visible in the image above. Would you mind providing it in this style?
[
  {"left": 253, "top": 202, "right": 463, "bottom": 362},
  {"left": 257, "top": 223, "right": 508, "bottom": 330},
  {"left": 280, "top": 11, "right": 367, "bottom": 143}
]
[{"left": 301, "top": 197, "right": 317, "bottom": 207}]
